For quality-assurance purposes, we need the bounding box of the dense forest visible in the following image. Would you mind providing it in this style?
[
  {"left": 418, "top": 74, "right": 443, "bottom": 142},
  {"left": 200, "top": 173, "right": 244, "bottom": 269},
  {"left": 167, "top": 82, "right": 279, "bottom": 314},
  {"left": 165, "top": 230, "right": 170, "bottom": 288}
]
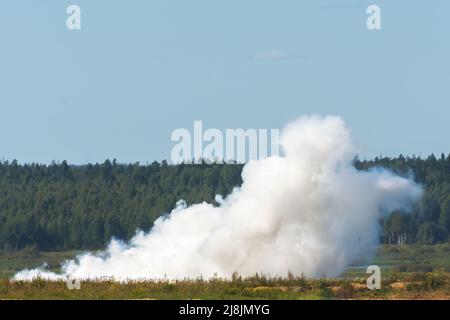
[{"left": 0, "top": 154, "right": 449, "bottom": 251}]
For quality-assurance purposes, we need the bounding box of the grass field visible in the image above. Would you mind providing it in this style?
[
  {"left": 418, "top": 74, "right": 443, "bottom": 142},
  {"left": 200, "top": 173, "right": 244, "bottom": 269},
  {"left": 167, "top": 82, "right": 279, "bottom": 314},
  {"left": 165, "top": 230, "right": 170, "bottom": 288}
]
[
  {"left": 1, "top": 244, "right": 450, "bottom": 299},
  {"left": 0, "top": 248, "right": 80, "bottom": 280}
]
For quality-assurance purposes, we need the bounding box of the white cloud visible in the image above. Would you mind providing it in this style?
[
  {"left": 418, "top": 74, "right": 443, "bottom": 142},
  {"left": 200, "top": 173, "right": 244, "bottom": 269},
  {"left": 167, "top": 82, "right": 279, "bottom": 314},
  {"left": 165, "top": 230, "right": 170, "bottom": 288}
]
[{"left": 253, "top": 49, "right": 287, "bottom": 61}]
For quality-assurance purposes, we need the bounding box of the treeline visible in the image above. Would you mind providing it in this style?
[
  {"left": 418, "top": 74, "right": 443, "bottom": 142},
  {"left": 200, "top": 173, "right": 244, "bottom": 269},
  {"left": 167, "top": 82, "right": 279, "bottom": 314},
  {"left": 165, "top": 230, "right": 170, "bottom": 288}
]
[
  {"left": 0, "top": 160, "right": 243, "bottom": 251},
  {"left": 0, "top": 154, "right": 449, "bottom": 251}
]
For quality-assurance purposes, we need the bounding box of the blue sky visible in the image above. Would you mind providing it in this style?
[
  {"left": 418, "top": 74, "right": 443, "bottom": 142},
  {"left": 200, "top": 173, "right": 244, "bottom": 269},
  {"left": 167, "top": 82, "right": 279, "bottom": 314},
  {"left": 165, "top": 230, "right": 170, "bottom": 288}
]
[{"left": 0, "top": 0, "right": 448, "bottom": 164}]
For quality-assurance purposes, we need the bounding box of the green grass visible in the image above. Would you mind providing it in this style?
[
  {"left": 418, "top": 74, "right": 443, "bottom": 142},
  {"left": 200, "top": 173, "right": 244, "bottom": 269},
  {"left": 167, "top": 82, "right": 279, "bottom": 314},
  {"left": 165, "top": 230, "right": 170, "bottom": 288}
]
[
  {"left": 1, "top": 272, "right": 449, "bottom": 300},
  {"left": 341, "top": 243, "right": 450, "bottom": 278},
  {"left": 1, "top": 244, "right": 450, "bottom": 299},
  {"left": 0, "top": 248, "right": 79, "bottom": 279}
]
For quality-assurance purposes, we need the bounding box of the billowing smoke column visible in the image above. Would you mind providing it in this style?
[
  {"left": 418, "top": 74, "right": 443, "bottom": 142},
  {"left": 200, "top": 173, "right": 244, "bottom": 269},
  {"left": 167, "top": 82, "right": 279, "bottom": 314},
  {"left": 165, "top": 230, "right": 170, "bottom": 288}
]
[{"left": 14, "top": 115, "right": 422, "bottom": 281}]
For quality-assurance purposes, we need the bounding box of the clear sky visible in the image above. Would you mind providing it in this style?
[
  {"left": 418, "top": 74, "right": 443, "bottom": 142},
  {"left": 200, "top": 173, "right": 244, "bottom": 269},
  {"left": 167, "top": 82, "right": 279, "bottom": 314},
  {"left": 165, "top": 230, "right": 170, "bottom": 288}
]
[{"left": 0, "top": 0, "right": 448, "bottom": 164}]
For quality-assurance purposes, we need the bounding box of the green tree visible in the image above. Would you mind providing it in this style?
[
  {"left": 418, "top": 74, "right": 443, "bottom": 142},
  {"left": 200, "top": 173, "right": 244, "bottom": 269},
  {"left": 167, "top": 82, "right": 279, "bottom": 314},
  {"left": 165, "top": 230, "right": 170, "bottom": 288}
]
[{"left": 417, "top": 222, "right": 446, "bottom": 244}]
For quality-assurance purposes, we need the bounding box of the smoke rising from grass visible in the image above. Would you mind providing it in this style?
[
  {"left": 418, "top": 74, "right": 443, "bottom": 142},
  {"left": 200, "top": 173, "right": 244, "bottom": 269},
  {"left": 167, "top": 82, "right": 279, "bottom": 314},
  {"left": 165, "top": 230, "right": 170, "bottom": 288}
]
[{"left": 14, "top": 115, "right": 422, "bottom": 281}]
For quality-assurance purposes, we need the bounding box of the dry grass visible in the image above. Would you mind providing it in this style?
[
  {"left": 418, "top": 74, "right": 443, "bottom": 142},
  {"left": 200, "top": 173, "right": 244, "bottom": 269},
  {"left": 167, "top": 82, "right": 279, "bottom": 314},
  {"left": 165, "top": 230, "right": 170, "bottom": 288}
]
[{"left": 0, "top": 271, "right": 449, "bottom": 300}]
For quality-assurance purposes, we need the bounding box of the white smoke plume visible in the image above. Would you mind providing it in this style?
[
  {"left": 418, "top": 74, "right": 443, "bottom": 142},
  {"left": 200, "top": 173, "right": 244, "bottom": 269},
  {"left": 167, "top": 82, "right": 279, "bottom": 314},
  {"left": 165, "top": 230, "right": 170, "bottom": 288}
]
[{"left": 14, "top": 115, "right": 422, "bottom": 281}]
